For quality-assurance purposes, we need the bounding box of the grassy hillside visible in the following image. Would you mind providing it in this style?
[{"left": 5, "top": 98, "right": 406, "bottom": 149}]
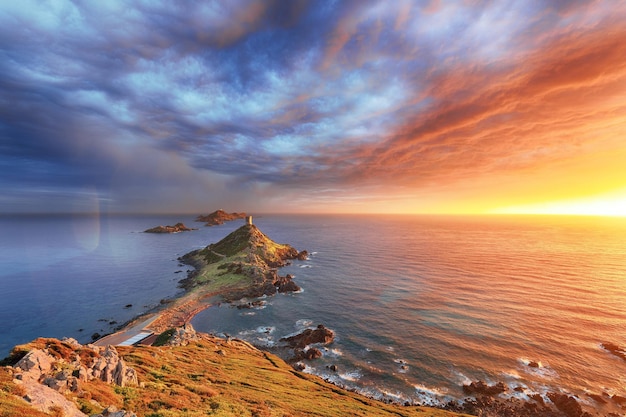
[{"left": 2, "top": 335, "right": 469, "bottom": 417}]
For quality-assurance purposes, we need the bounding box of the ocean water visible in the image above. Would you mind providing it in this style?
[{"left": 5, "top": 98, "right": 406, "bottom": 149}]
[
  {"left": 191, "top": 214, "right": 626, "bottom": 412},
  {"left": 0, "top": 214, "right": 232, "bottom": 355},
  {"left": 2, "top": 214, "right": 626, "bottom": 413}
]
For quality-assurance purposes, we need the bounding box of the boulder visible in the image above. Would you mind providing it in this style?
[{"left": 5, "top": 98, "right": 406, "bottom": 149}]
[
  {"left": 275, "top": 274, "right": 301, "bottom": 293},
  {"left": 281, "top": 325, "right": 335, "bottom": 349},
  {"left": 462, "top": 380, "right": 507, "bottom": 396},
  {"left": 14, "top": 349, "right": 55, "bottom": 381},
  {"left": 304, "top": 348, "right": 323, "bottom": 360},
  {"left": 601, "top": 342, "right": 626, "bottom": 361},
  {"left": 547, "top": 392, "right": 583, "bottom": 417},
  {"left": 167, "top": 324, "right": 200, "bottom": 347},
  {"left": 21, "top": 380, "right": 87, "bottom": 417},
  {"left": 89, "top": 345, "right": 137, "bottom": 387}
]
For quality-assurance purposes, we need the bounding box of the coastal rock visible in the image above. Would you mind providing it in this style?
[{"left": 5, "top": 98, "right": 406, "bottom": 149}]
[
  {"left": 601, "top": 342, "right": 626, "bottom": 361},
  {"left": 144, "top": 222, "right": 196, "bottom": 233},
  {"left": 195, "top": 209, "right": 246, "bottom": 226},
  {"left": 547, "top": 392, "right": 584, "bottom": 417},
  {"left": 612, "top": 394, "right": 626, "bottom": 405},
  {"left": 296, "top": 250, "right": 309, "bottom": 260},
  {"left": 303, "top": 348, "right": 323, "bottom": 360},
  {"left": 275, "top": 274, "right": 301, "bottom": 293},
  {"left": 462, "top": 380, "right": 507, "bottom": 396},
  {"left": 281, "top": 325, "right": 335, "bottom": 349}
]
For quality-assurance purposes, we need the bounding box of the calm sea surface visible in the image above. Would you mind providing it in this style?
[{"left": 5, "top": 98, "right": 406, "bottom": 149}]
[{"left": 2, "top": 214, "right": 626, "bottom": 412}]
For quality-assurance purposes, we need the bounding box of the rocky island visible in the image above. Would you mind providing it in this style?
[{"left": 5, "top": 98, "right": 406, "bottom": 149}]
[
  {"left": 144, "top": 222, "right": 196, "bottom": 233},
  {"left": 178, "top": 220, "right": 308, "bottom": 301},
  {"left": 195, "top": 209, "right": 246, "bottom": 226}
]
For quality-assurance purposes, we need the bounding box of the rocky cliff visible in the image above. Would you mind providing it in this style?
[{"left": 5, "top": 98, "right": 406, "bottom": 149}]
[
  {"left": 195, "top": 209, "right": 246, "bottom": 226},
  {"left": 178, "top": 223, "right": 308, "bottom": 300}
]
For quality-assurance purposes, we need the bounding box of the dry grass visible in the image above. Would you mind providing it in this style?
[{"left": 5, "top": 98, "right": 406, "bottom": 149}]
[
  {"left": 0, "top": 368, "right": 50, "bottom": 417},
  {"left": 1, "top": 335, "right": 470, "bottom": 417}
]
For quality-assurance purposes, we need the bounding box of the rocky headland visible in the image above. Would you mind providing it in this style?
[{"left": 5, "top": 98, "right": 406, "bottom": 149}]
[
  {"left": 143, "top": 222, "right": 196, "bottom": 233},
  {"left": 195, "top": 209, "right": 246, "bottom": 226},
  {"left": 177, "top": 222, "right": 308, "bottom": 301},
  {"left": 0, "top": 328, "right": 463, "bottom": 417}
]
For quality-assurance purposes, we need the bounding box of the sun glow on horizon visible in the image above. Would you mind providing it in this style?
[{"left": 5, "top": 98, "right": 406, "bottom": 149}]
[{"left": 492, "top": 192, "right": 626, "bottom": 217}]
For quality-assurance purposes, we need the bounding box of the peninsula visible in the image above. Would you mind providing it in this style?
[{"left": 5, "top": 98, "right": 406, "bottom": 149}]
[
  {"left": 195, "top": 209, "right": 246, "bottom": 226},
  {"left": 0, "top": 219, "right": 466, "bottom": 417}
]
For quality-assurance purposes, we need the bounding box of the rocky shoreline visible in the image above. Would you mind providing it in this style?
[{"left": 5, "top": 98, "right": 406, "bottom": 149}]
[
  {"left": 5, "top": 219, "right": 625, "bottom": 417},
  {"left": 134, "top": 220, "right": 626, "bottom": 417}
]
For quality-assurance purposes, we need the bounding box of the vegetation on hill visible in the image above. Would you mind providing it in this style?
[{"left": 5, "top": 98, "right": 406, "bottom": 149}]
[
  {"left": 178, "top": 224, "right": 306, "bottom": 299},
  {"left": 1, "top": 335, "right": 468, "bottom": 417}
]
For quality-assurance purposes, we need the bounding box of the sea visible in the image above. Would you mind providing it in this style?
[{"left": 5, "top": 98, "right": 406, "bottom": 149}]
[{"left": 1, "top": 213, "right": 625, "bottom": 414}]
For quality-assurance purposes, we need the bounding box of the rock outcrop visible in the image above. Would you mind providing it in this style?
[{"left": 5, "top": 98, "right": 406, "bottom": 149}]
[
  {"left": 281, "top": 325, "right": 335, "bottom": 363},
  {"left": 13, "top": 338, "right": 138, "bottom": 389},
  {"left": 144, "top": 222, "right": 196, "bottom": 233},
  {"left": 195, "top": 209, "right": 246, "bottom": 226},
  {"left": 601, "top": 342, "right": 626, "bottom": 361},
  {"left": 166, "top": 323, "right": 200, "bottom": 347},
  {"left": 8, "top": 338, "right": 137, "bottom": 417},
  {"left": 462, "top": 380, "right": 507, "bottom": 396},
  {"left": 281, "top": 325, "right": 335, "bottom": 349}
]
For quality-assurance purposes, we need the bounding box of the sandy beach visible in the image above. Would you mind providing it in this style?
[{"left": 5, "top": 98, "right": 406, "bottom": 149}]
[{"left": 94, "top": 286, "right": 224, "bottom": 347}]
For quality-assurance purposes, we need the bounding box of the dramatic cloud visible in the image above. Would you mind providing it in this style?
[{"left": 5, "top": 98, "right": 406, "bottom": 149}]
[{"left": 1, "top": 0, "right": 625, "bottom": 214}]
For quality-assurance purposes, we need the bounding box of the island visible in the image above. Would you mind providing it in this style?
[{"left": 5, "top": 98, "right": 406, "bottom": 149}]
[
  {"left": 0, "top": 219, "right": 464, "bottom": 417},
  {"left": 195, "top": 209, "right": 246, "bottom": 226},
  {"left": 177, "top": 220, "right": 308, "bottom": 301},
  {"left": 144, "top": 222, "right": 196, "bottom": 233}
]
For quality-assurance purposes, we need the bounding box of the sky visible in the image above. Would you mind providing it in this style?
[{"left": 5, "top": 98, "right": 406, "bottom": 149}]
[{"left": 1, "top": 0, "right": 626, "bottom": 216}]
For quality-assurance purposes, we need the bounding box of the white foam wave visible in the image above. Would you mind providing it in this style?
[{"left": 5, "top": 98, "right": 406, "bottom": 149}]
[
  {"left": 299, "top": 264, "right": 312, "bottom": 268},
  {"left": 338, "top": 370, "right": 362, "bottom": 382},
  {"left": 239, "top": 311, "right": 256, "bottom": 316},
  {"left": 413, "top": 384, "right": 450, "bottom": 406},
  {"left": 452, "top": 370, "right": 473, "bottom": 386},
  {"left": 256, "top": 326, "right": 275, "bottom": 334},
  {"left": 252, "top": 336, "right": 276, "bottom": 347},
  {"left": 502, "top": 369, "right": 522, "bottom": 379},
  {"left": 323, "top": 347, "right": 343, "bottom": 357},
  {"left": 295, "top": 319, "right": 313, "bottom": 328},
  {"left": 518, "top": 357, "right": 558, "bottom": 379}
]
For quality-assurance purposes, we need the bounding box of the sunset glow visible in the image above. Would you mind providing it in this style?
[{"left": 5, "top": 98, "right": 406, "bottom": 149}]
[
  {"left": 494, "top": 193, "right": 626, "bottom": 217},
  {"left": 1, "top": 1, "right": 625, "bottom": 215}
]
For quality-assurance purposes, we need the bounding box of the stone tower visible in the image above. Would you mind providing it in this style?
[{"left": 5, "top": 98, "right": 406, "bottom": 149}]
[{"left": 246, "top": 215, "right": 253, "bottom": 225}]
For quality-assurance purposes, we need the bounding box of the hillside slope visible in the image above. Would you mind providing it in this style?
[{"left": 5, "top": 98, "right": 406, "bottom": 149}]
[{"left": 1, "top": 334, "right": 469, "bottom": 417}]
